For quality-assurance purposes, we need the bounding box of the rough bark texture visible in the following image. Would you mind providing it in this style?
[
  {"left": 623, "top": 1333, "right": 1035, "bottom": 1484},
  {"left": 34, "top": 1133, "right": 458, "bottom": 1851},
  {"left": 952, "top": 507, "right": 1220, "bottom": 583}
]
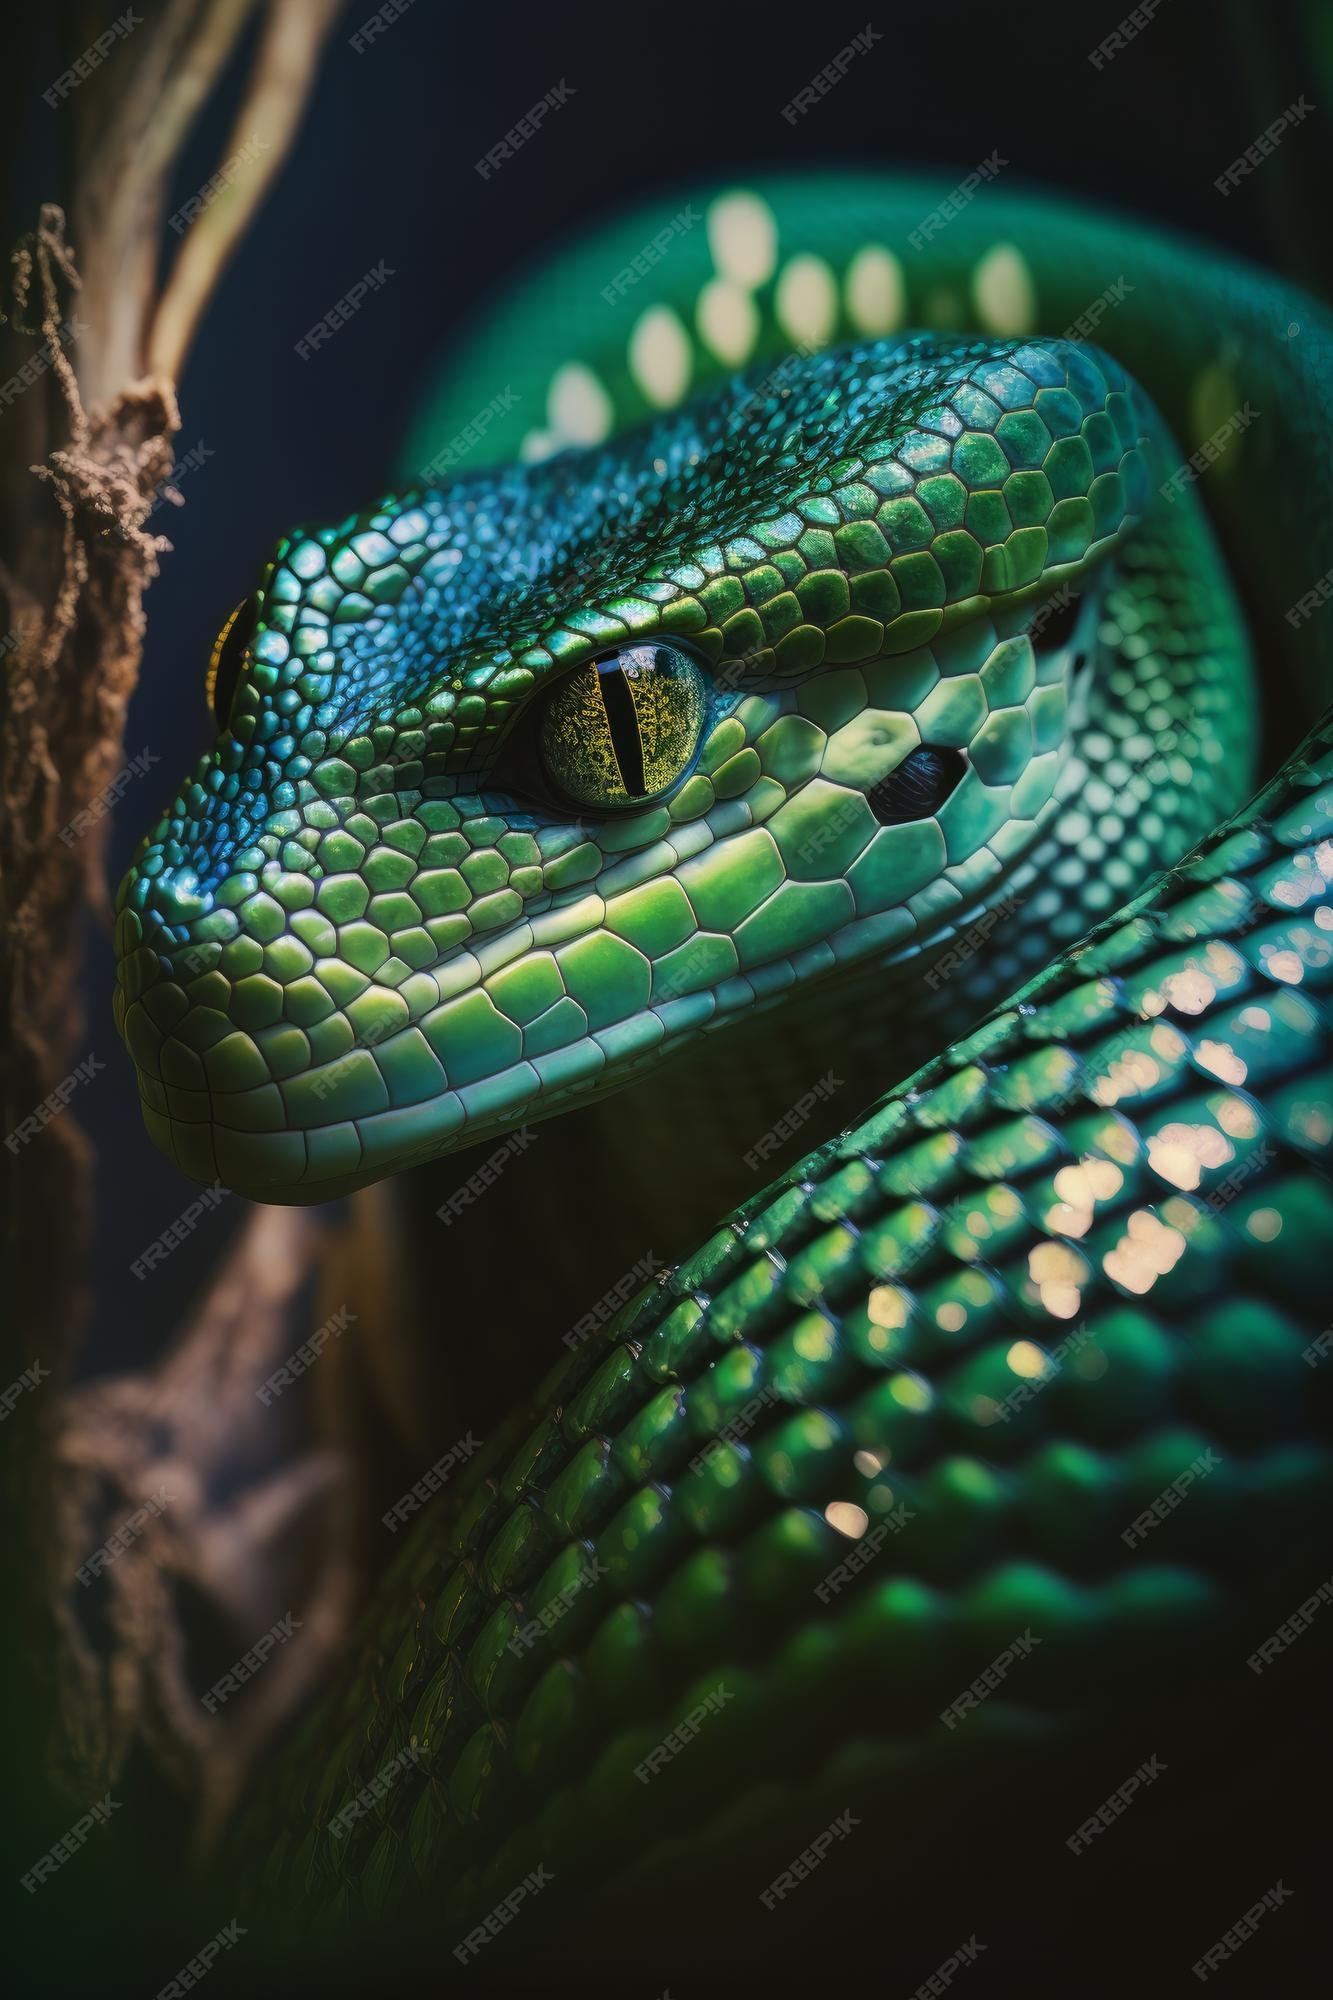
[{"left": 1, "top": 0, "right": 349, "bottom": 1827}]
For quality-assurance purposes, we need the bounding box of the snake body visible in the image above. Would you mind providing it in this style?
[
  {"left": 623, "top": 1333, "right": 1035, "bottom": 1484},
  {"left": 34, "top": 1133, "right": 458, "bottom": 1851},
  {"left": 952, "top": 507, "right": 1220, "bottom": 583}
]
[{"left": 115, "top": 178, "right": 1333, "bottom": 1965}]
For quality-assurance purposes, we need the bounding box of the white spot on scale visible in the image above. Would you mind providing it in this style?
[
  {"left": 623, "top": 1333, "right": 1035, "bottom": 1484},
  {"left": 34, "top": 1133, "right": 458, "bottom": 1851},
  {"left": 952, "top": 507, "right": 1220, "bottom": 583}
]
[
  {"left": 519, "top": 428, "right": 560, "bottom": 464},
  {"left": 695, "top": 277, "right": 759, "bottom": 365},
  {"left": 825, "top": 1500, "right": 869, "bottom": 1538},
  {"left": 546, "top": 362, "right": 613, "bottom": 445},
  {"left": 706, "top": 190, "right": 778, "bottom": 289},
  {"left": 971, "top": 243, "right": 1037, "bottom": 337},
  {"left": 1189, "top": 360, "right": 1243, "bottom": 478},
  {"left": 845, "top": 245, "right": 905, "bottom": 335},
  {"left": 629, "top": 304, "right": 692, "bottom": 408},
  {"left": 775, "top": 253, "right": 838, "bottom": 348}
]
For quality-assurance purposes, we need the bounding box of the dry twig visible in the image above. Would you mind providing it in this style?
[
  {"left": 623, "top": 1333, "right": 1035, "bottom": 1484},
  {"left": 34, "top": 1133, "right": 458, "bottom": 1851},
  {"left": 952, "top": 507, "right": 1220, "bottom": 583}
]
[{"left": 2, "top": 0, "right": 351, "bottom": 1826}]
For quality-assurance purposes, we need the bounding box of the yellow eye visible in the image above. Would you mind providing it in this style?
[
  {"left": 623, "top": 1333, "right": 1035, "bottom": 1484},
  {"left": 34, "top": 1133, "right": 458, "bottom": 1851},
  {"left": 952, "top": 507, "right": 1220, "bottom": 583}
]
[
  {"left": 539, "top": 642, "right": 708, "bottom": 810},
  {"left": 206, "top": 598, "right": 257, "bottom": 730}
]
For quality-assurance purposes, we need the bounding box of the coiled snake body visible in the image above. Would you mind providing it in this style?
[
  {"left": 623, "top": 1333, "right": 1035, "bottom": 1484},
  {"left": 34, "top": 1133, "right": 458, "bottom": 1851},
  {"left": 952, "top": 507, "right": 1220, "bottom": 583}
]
[{"left": 116, "top": 177, "right": 1333, "bottom": 1969}]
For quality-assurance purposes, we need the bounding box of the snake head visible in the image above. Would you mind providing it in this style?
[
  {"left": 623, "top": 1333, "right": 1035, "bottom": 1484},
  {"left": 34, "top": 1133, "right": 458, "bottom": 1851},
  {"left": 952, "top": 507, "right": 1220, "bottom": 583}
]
[{"left": 115, "top": 334, "right": 1159, "bottom": 1201}]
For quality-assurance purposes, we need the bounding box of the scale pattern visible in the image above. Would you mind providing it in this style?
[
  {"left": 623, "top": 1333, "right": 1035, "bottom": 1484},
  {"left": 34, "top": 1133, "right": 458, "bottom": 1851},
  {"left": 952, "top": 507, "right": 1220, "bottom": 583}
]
[
  {"left": 114, "top": 338, "right": 1170, "bottom": 1200},
  {"left": 233, "top": 727, "right": 1333, "bottom": 1932},
  {"left": 113, "top": 173, "right": 1333, "bottom": 1941}
]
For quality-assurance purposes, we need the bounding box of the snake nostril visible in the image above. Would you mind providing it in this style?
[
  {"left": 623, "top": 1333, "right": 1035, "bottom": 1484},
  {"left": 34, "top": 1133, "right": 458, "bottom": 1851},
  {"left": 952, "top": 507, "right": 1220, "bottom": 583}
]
[{"left": 867, "top": 745, "right": 967, "bottom": 827}]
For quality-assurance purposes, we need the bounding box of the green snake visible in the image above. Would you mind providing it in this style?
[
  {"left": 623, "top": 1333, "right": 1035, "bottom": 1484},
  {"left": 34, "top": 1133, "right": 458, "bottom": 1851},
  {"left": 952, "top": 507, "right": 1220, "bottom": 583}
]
[{"left": 114, "top": 175, "right": 1333, "bottom": 1964}]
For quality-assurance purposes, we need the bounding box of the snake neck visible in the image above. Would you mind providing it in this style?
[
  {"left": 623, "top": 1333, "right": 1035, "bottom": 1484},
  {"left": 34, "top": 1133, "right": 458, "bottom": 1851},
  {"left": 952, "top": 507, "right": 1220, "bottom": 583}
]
[
  {"left": 404, "top": 496, "right": 1257, "bottom": 1367},
  {"left": 386, "top": 172, "right": 1333, "bottom": 1270}
]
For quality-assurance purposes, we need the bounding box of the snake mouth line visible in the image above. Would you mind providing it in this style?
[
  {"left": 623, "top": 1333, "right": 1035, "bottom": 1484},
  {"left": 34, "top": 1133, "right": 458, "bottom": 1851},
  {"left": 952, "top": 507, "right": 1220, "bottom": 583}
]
[
  {"left": 123, "top": 834, "right": 1063, "bottom": 1205},
  {"left": 115, "top": 324, "right": 1161, "bottom": 1204},
  {"left": 118, "top": 598, "right": 1110, "bottom": 1203}
]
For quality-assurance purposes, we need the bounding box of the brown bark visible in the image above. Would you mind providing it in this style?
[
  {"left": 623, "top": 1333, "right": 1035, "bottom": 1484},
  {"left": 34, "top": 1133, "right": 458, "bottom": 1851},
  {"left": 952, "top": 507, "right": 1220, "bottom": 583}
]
[{"left": 1, "top": 0, "right": 348, "bottom": 1826}]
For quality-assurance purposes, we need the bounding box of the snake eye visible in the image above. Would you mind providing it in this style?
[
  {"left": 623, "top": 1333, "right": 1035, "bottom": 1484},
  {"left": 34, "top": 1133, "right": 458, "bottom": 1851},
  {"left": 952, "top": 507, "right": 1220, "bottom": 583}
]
[
  {"left": 538, "top": 642, "right": 708, "bottom": 809},
  {"left": 206, "top": 597, "right": 257, "bottom": 731}
]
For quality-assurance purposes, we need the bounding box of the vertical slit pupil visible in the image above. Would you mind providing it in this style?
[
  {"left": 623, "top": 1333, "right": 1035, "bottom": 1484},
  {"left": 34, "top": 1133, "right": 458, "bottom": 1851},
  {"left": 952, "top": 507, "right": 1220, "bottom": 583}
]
[{"left": 597, "top": 661, "right": 646, "bottom": 796}]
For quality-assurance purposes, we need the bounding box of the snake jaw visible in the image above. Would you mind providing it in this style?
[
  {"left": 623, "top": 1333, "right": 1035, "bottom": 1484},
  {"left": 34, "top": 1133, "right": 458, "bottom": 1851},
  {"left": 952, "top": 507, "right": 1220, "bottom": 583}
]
[
  {"left": 115, "top": 334, "right": 1158, "bottom": 1200},
  {"left": 114, "top": 615, "right": 1090, "bottom": 1201}
]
